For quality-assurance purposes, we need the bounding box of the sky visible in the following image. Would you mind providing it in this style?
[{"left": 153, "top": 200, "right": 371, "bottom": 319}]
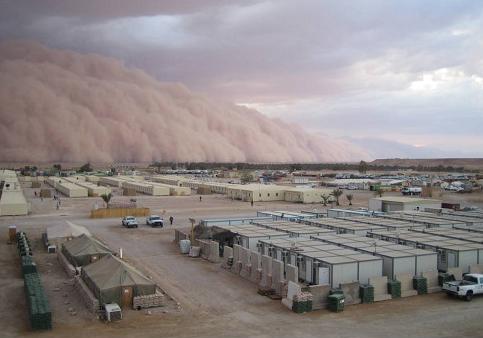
[{"left": 1, "top": 0, "right": 482, "bottom": 158}]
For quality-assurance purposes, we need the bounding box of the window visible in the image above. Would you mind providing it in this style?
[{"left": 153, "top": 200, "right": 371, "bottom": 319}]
[
  {"left": 259, "top": 193, "right": 261, "bottom": 197},
  {"left": 276, "top": 193, "right": 278, "bottom": 197},
  {"left": 268, "top": 193, "right": 270, "bottom": 197}
]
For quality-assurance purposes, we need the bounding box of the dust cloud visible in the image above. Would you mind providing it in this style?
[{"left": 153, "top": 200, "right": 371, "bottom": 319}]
[{"left": 0, "top": 41, "right": 368, "bottom": 163}]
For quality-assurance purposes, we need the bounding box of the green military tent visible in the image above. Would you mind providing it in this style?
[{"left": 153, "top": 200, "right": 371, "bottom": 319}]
[
  {"left": 61, "top": 234, "right": 112, "bottom": 267},
  {"left": 81, "top": 254, "right": 156, "bottom": 307}
]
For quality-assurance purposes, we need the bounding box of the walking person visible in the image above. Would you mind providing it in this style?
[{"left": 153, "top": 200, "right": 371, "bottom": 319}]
[
  {"left": 199, "top": 196, "right": 202, "bottom": 202},
  {"left": 169, "top": 216, "right": 174, "bottom": 226}
]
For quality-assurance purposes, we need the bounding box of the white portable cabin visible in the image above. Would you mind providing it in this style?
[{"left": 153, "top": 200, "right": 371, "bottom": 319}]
[
  {"left": 251, "top": 220, "right": 335, "bottom": 238},
  {"left": 214, "top": 224, "right": 289, "bottom": 250},
  {"left": 378, "top": 212, "right": 465, "bottom": 228},
  {"left": 258, "top": 238, "right": 383, "bottom": 287},
  {"left": 368, "top": 230, "right": 483, "bottom": 273},
  {"left": 305, "top": 218, "right": 386, "bottom": 236}
]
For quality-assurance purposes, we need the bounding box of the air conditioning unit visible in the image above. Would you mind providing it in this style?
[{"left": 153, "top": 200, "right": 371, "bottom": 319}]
[{"left": 104, "top": 303, "right": 122, "bottom": 322}]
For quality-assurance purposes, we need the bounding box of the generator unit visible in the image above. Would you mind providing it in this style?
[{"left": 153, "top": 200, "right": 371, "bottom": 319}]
[{"left": 104, "top": 303, "right": 122, "bottom": 322}]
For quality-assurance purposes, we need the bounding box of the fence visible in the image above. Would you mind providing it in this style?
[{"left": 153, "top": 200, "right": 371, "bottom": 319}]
[{"left": 90, "top": 207, "right": 150, "bottom": 218}]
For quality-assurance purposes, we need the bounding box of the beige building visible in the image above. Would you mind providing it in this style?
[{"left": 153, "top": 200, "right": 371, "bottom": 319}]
[
  {"left": 121, "top": 181, "right": 170, "bottom": 196},
  {"left": 369, "top": 196, "right": 442, "bottom": 212},
  {"left": 284, "top": 187, "right": 334, "bottom": 204},
  {"left": 65, "top": 177, "right": 111, "bottom": 197},
  {"left": 0, "top": 170, "right": 30, "bottom": 216}
]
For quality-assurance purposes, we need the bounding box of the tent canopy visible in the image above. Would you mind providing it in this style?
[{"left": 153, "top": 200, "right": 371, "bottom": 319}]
[
  {"left": 47, "top": 221, "right": 91, "bottom": 243},
  {"left": 61, "top": 234, "right": 112, "bottom": 266},
  {"left": 81, "top": 254, "right": 156, "bottom": 305}
]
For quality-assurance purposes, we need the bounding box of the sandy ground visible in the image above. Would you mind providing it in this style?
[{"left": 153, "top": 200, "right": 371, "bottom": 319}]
[{"left": 1, "top": 186, "right": 483, "bottom": 338}]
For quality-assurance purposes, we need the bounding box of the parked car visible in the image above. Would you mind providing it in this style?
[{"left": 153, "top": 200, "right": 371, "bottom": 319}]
[
  {"left": 146, "top": 215, "right": 164, "bottom": 227},
  {"left": 443, "top": 274, "right": 483, "bottom": 301},
  {"left": 122, "top": 216, "right": 138, "bottom": 228}
]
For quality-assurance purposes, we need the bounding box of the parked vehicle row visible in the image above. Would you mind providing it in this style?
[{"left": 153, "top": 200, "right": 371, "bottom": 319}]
[{"left": 121, "top": 215, "right": 164, "bottom": 228}]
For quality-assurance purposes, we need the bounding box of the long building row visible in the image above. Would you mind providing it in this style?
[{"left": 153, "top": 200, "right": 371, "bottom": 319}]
[
  {"left": 0, "top": 170, "right": 29, "bottom": 216},
  {"left": 152, "top": 175, "right": 333, "bottom": 203}
]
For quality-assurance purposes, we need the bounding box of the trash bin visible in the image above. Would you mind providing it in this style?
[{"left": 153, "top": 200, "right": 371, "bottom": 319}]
[{"left": 328, "top": 294, "right": 345, "bottom": 312}]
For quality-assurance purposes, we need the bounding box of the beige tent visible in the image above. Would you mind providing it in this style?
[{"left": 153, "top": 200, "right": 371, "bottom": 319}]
[{"left": 81, "top": 254, "right": 156, "bottom": 307}]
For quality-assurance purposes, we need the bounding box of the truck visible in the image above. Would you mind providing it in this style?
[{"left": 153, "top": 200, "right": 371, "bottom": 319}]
[
  {"left": 121, "top": 216, "right": 138, "bottom": 228},
  {"left": 146, "top": 215, "right": 164, "bottom": 227},
  {"left": 401, "top": 187, "right": 422, "bottom": 196},
  {"left": 442, "top": 274, "right": 483, "bottom": 301}
]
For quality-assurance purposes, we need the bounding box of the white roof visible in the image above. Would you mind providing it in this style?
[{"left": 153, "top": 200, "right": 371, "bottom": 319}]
[{"left": 47, "top": 221, "right": 91, "bottom": 240}]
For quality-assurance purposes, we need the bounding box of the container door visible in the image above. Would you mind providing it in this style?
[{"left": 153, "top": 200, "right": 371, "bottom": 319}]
[
  {"left": 121, "top": 286, "right": 133, "bottom": 308},
  {"left": 317, "top": 267, "right": 330, "bottom": 285},
  {"left": 306, "top": 260, "right": 313, "bottom": 283}
]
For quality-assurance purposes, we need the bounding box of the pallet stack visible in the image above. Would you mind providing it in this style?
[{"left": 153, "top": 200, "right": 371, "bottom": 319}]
[
  {"left": 413, "top": 276, "right": 428, "bottom": 295},
  {"left": 24, "top": 273, "right": 52, "bottom": 330},
  {"left": 292, "top": 292, "right": 313, "bottom": 313},
  {"left": 387, "top": 280, "right": 401, "bottom": 298},
  {"left": 359, "top": 284, "right": 374, "bottom": 303}
]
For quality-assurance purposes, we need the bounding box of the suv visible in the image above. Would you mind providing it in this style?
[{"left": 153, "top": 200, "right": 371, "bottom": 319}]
[
  {"left": 146, "top": 215, "right": 164, "bottom": 227},
  {"left": 122, "top": 216, "right": 138, "bottom": 228}
]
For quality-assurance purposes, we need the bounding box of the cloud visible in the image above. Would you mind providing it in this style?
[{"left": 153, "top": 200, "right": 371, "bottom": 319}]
[
  {"left": 0, "top": 1, "right": 482, "bottom": 157},
  {"left": 0, "top": 41, "right": 368, "bottom": 163}
]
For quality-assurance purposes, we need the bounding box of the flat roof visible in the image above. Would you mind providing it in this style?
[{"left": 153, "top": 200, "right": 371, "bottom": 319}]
[{"left": 371, "top": 196, "right": 442, "bottom": 204}]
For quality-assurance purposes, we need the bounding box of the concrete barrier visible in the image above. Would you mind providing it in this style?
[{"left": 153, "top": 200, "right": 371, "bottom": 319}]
[
  {"left": 90, "top": 207, "right": 150, "bottom": 218},
  {"left": 271, "top": 259, "right": 285, "bottom": 296},
  {"left": 259, "top": 255, "right": 273, "bottom": 290},
  {"left": 369, "top": 276, "right": 392, "bottom": 302},
  {"left": 469, "top": 264, "right": 483, "bottom": 274},
  {"left": 174, "top": 229, "right": 190, "bottom": 243},
  {"left": 249, "top": 251, "right": 261, "bottom": 283},
  {"left": 447, "top": 267, "right": 463, "bottom": 281},
  {"left": 340, "top": 282, "right": 361, "bottom": 305},
  {"left": 308, "top": 284, "right": 330, "bottom": 310},
  {"left": 222, "top": 246, "right": 233, "bottom": 269},
  {"left": 285, "top": 264, "right": 298, "bottom": 283},
  {"left": 422, "top": 271, "right": 441, "bottom": 293},
  {"left": 74, "top": 276, "right": 99, "bottom": 313},
  {"left": 395, "top": 273, "right": 418, "bottom": 297}
]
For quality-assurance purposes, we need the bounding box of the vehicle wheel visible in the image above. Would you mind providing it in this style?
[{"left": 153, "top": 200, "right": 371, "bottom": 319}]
[{"left": 465, "top": 291, "right": 473, "bottom": 301}]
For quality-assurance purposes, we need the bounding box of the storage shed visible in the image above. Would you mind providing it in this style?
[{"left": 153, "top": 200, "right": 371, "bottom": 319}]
[
  {"left": 61, "top": 234, "right": 112, "bottom": 267},
  {"left": 81, "top": 254, "right": 156, "bottom": 308}
]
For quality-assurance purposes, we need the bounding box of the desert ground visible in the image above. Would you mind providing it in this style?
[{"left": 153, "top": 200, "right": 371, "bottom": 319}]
[{"left": 1, "top": 186, "right": 483, "bottom": 338}]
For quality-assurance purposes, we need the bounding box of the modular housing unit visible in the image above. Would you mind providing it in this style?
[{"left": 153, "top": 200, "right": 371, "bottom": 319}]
[
  {"left": 250, "top": 220, "right": 335, "bottom": 238},
  {"left": 368, "top": 230, "right": 483, "bottom": 273},
  {"left": 305, "top": 218, "right": 386, "bottom": 236},
  {"left": 121, "top": 181, "right": 169, "bottom": 196},
  {"left": 337, "top": 216, "right": 426, "bottom": 231},
  {"left": 227, "top": 184, "right": 286, "bottom": 202},
  {"left": 214, "top": 224, "right": 289, "bottom": 250},
  {"left": 377, "top": 212, "right": 464, "bottom": 228},
  {"left": 327, "top": 208, "right": 384, "bottom": 218},
  {"left": 258, "top": 238, "right": 382, "bottom": 287},
  {"left": 200, "top": 216, "right": 273, "bottom": 227},
  {"left": 403, "top": 211, "right": 483, "bottom": 227},
  {"left": 257, "top": 211, "right": 316, "bottom": 221},
  {"left": 311, "top": 233, "right": 437, "bottom": 279},
  {"left": 99, "top": 176, "right": 126, "bottom": 188},
  {"left": 411, "top": 227, "right": 483, "bottom": 244},
  {"left": 369, "top": 197, "right": 442, "bottom": 212},
  {"left": 0, "top": 170, "right": 29, "bottom": 216},
  {"left": 283, "top": 187, "right": 334, "bottom": 204},
  {"left": 64, "top": 177, "right": 111, "bottom": 197},
  {"left": 150, "top": 178, "right": 192, "bottom": 195},
  {"left": 454, "top": 224, "right": 483, "bottom": 234},
  {"left": 56, "top": 181, "right": 88, "bottom": 197}
]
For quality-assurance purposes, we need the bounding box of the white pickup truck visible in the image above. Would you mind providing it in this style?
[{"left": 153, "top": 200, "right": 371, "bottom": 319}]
[{"left": 443, "top": 274, "right": 483, "bottom": 301}]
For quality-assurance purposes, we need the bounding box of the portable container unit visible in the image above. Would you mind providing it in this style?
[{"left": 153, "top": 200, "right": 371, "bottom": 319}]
[
  {"left": 305, "top": 218, "right": 386, "bottom": 236},
  {"left": 257, "top": 211, "right": 316, "bottom": 221},
  {"left": 378, "top": 212, "right": 465, "bottom": 228},
  {"left": 368, "top": 230, "right": 483, "bottom": 273},
  {"left": 99, "top": 176, "right": 126, "bottom": 188},
  {"left": 368, "top": 197, "right": 442, "bottom": 212},
  {"left": 454, "top": 224, "right": 483, "bottom": 234},
  {"left": 200, "top": 216, "right": 274, "bottom": 227},
  {"left": 327, "top": 208, "right": 383, "bottom": 218},
  {"left": 258, "top": 238, "right": 382, "bottom": 287},
  {"left": 55, "top": 182, "right": 88, "bottom": 198},
  {"left": 337, "top": 216, "right": 426, "bottom": 231},
  {"left": 300, "top": 210, "right": 327, "bottom": 218},
  {"left": 148, "top": 180, "right": 191, "bottom": 196},
  {"left": 121, "top": 181, "right": 170, "bottom": 196},
  {"left": 214, "top": 224, "right": 289, "bottom": 250},
  {"left": 251, "top": 220, "right": 335, "bottom": 238},
  {"left": 310, "top": 233, "right": 437, "bottom": 279},
  {"left": 64, "top": 177, "right": 111, "bottom": 197},
  {"left": 411, "top": 227, "right": 483, "bottom": 244},
  {"left": 404, "top": 212, "right": 483, "bottom": 227}
]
